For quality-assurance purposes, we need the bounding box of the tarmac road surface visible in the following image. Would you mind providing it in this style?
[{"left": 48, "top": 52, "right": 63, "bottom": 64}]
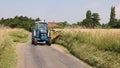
[{"left": 16, "top": 42, "right": 90, "bottom": 68}]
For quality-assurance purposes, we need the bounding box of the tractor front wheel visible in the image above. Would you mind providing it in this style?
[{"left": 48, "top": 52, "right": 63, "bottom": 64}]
[
  {"left": 46, "top": 38, "right": 51, "bottom": 46},
  {"left": 32, "top": 40, "right": 34, "bottom": 44},
  {"left": 34, "top": 38, "right": 37, "bottom": 45}
]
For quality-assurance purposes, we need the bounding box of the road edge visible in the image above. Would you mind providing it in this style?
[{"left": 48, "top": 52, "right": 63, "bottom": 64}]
[{"left": 51, "top": 44, "right": 92, "bottom": 68}]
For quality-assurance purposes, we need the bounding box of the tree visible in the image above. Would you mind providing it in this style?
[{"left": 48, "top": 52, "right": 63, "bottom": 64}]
[
  {"left": 112, "top": 19, "right": 120, "bottom": 28},
  {"left": 35, "top": 18, "right": 41, "bottom": 21},
  {"left": 108, "top": 6, "right": 117, "bottom": 27},
  {"left": 81, "top": 10, "right": 93, "bottom": 28},
  {"left": 107, "top": 6, "right": 120, "bottom": 28},
  {"left": 81, "top": 10, "right": 101, "bottom": 28},
  {"left": 81, "top": 19, "right": 93, "bottom": 28},
  {"left": 0, "top": 17, "right": 5, "bottom": 24},
  {"left": 92, "top": 13, "right": 101, "bottom": 28},
  {"left": 77, "top": 22, "right": 81, "bottom": 25},
  {"left": 15, "top": 16, "right": 19, "bottom": 19},
  {"left": 58, "top": 21, "right": 69, "bottom": 28},
  {"left": 86, "top": 10, "right": 92, "bottom": 19},
  {"left": 117, "top": 20, "right": 120, "bottom": 28},
  {"left": 1, "top": 17, "right": 4, "bottom": 21}
]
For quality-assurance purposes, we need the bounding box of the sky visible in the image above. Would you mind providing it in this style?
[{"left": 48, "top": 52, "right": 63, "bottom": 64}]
[{"left": 0, "top": 0, "right": 120, "bottom": 24}]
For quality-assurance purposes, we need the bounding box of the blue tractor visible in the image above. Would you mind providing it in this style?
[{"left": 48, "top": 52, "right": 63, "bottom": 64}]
[{"left": 32, "top": 21, "right": 51, "bottom": 46}]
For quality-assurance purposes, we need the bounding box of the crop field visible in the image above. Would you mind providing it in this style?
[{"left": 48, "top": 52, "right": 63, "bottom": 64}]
[
  {"left": 56, "top": 28, "right": 120, "bottom": 68},
  {"left": 0, "top": 26, "right": 29, "bottom": 68}
]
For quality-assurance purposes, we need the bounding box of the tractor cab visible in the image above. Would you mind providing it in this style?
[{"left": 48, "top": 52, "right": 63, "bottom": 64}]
[{"left": 35, "top": 22, "right": 48, "bottom": 34}]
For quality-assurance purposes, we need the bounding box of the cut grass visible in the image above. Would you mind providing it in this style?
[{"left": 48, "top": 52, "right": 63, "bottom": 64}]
[
  {"left": 56, "top": 29, "right": 120, "bottom": 68},
  {"left": 0, "top": 27, "right": 29, "bottom": 68}
]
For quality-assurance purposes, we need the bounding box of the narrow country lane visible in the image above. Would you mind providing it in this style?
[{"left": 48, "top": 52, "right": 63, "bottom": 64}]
[{"left": 16, "top": 42, "right": 90, "bottom": 68}]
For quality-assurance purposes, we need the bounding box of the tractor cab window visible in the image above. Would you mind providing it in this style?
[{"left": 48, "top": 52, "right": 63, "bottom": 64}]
[
  {"left": 38, "top": 23, "right": 47, "bottom": 30},
  {"left": 35, "top": 23, "right": 38, "bottom": 29}
]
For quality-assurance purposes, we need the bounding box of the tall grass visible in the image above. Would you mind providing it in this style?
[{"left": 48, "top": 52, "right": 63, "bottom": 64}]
[
  {"left": 0, "top": 26, "right": 29, "bottom": 68},
  {"left": 56, "top": 29, "right": 120, "bottom": 68}
]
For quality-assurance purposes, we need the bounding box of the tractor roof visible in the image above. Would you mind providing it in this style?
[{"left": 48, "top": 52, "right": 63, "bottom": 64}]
[{"left": 35, "top": 21, "right": 47, "bottom": 24}]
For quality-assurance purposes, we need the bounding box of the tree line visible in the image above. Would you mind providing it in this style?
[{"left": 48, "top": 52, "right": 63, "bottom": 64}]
[
  {"left": 74, "top": 6, "right": 120, "bottom": 28},
  {"left": 0, "top": 16, "right": 40, "bottom": 31}
]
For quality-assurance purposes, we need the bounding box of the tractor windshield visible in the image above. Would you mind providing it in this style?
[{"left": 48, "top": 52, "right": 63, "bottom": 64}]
[{"left": 38, "top": 23, "right": 47, "bottom": 30}]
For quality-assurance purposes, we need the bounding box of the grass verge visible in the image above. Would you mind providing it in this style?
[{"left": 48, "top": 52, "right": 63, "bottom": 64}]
[
  {"left": 0, "top": 27, "right": 29, "bottom": 68},
  {"left": 55, "top": 29, "right": 120, "bottom": 68}
]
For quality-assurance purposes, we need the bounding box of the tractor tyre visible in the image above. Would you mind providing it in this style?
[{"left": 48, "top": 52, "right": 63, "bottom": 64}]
[
  {"left": 31, "top": 37, "right": 34, "bottom": 44},
  {"left": 34, "top": 38, "right": 37, "bottom": 45},
  {"left": 32, "top": 40, "right": 34, "bottom": 44},
  {"left": 32, "top": 33, "right": 35, "bottom": 44},
  {"left": 47, "top": 38, "right": 51, "bottom": 46}
]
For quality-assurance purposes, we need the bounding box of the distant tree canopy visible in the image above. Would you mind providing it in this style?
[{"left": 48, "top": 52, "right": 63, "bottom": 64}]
[
  {"left": 0, "top": 16, "right": 40, "bottom": 31},
  {"left": 58, "top": 21, "right": 70, "bottom": 28},
  {"left": 80, "top": 10, "right": 101, "bottom": 28},
  {"left": 35, "top": 18, "right": 41, "bottom": 21}
]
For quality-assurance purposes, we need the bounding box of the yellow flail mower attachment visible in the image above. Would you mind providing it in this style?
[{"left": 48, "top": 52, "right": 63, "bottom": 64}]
[{"left": 50, "top": 28, "right": 61, "bottom": 42}]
